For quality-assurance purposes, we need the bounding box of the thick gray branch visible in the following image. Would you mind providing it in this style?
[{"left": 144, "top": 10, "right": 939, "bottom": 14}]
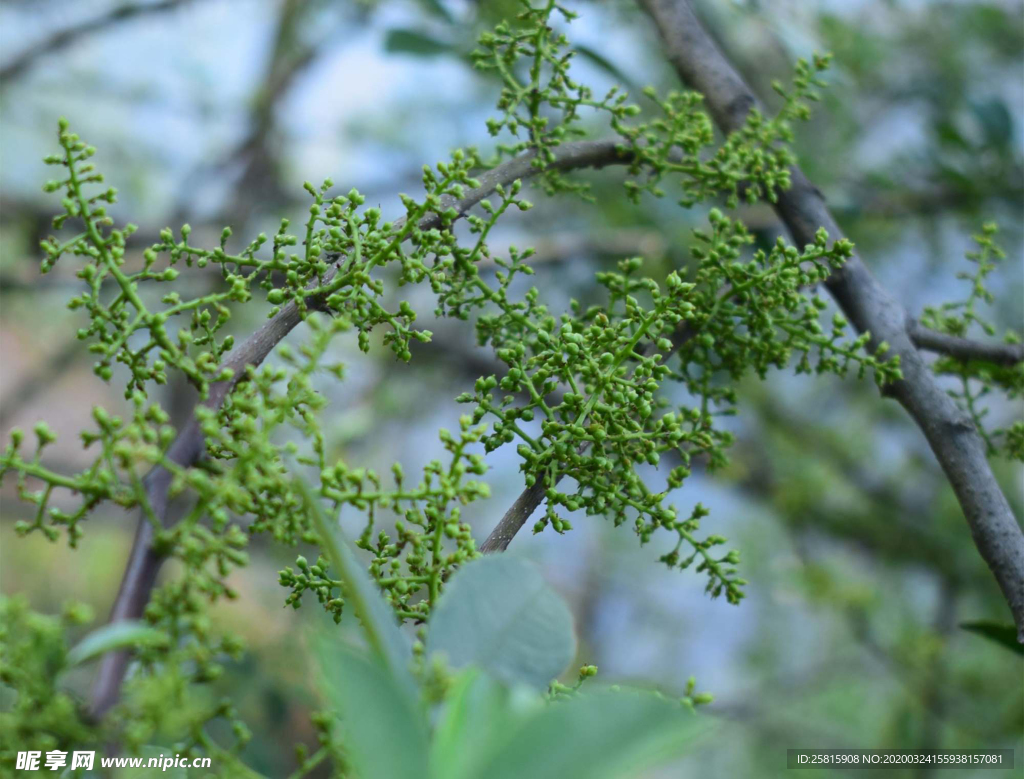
[
  {"left": 88, "top": 139, "right": 634, "bottom": 718},
  {"left": 639, "top": 0, "right": 1023, "bottom": 639},
  {"left": 480, "top": 479, "right": 550, "bottom": 553},
  {"left": 909, "top": 320, "right": 1024, "bottom": 367}
]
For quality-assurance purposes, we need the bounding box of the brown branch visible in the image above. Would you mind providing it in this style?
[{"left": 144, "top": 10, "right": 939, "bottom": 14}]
[
  {"left": 908, "top": 320, "right": 1024, "bottom": 367},
  {"left": 87, "top": 139, "right": 634, "bottom": 718},
  {"left": 89, "top": 301, "right": 304, "bottom": 717},
  {"left": 0, "top": 1, "right": 195, "bottom": 84},
  {"left": 639, "top": 0, "right": 1024, "bottom": 639}
]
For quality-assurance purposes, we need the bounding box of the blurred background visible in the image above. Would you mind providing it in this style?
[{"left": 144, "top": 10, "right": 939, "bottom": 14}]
[{"left": 1, "top": 0, "right": 1022, "bottom": 776}]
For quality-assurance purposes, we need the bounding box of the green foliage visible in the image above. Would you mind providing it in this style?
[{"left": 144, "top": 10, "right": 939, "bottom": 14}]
[
  {"left": 65, "top": 621, "right": 167, "bottom": 668},
  {"left": 320, "top": 644, "right": 428, "bottom": 779},
  {"left": 425, "top": 556, "right": 575, "bottom": 688},
  {"left": 0, "top": 597, "right": 96, "bottom": 764},
  {"left": 316, "top": 554, "right": 709, "bottom": 779},
  {"left": 959, "top": 621, "right": 1024, "bottom": 657},
  {"left": 40, "top": 120, "right": 236, "bottom": 398},
  {"left": 459, "top": 686, "right": 705, "bottom": 779},
  {"left": 473, "top": 0, "right": 830, "bottom": 204},
  {"left": 303, "top": 480, "right": 415, "bottom": 695},
  {"left": 0, "top": 0, "right": 891, "bottom": 624},
  {"left": 920, "top": 223, "right": 1024, "bottom": 459},
  {"left": 385, "top": 28, "right": 456, "bottom": 58},
  {"left": 1, "top": 1, "right": 1011, "bottom": 774}
]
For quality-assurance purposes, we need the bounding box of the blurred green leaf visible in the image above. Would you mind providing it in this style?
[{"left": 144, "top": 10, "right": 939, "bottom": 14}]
[
  {"left": 960, "top": 621, "right": 1023, "bottom": 656},
  {"left": 426, "top": 556, "right": 575, "bottom": 689},
  {"left": 300, "top": 480, "right": 415, "bottom": 695},
  {"left": 468, "top": 689, "right": 708, "bottom": 779},
  {"left": 385, "top": 29, "right": 454, "bottom": 58},
  {"left": 970, "top": 98, "right": 1013, "bottom": 147},
  {"left": 415, "top": 0, "right": 455, "bottom": 25},
  {"left": 65, "top": 621, "right": 165, "bottom": 668},
  {"left": 934, "top": 119, "right": 970, "bottom": 150},
  {"left": 318, "top": 642, "right": 429, "bottom": 779},
  {"left": 429, "top": 669, "right": 538, "bottom": 779}
]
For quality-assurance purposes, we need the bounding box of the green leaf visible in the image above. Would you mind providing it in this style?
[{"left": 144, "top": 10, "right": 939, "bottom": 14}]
[
  {"left": 960, "top": 621, "right": 1024, "bottom": 656},
  {"left": 414, "top": 0, "right": 455, "bottom": 24},
  {"left": 469, "top": 688, "right": 709, "bottom": 779},
  {"left": 65, "top": 621, "right": 165, "bottom": 668},
  {"left": 384, "top": 29, "right": 454, "bottom": 58},
  {"left": 317, "top": 641, "right": 429, "bottom": 779},
  {"left": 970, "top": 98, "right": 1013, "bottom": 148},
  {"left": 426, "top": 556, "right": 575, "bottom": 689},
  {"left": 299, "top": 480, "right": 415, "bottom": 696},
  {"left": 429, "top": 669, "right": 538, "bottom": 779}
]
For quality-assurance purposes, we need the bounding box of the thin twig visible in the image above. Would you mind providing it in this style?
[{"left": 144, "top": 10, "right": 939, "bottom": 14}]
[{"left": 908, "top": 320, "right": 1024, "bottom": 367}]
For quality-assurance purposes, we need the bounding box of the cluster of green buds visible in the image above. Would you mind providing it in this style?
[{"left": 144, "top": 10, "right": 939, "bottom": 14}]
[
  {"left": 0, "top": 1, "right": 928, "bottom": 767},
  {"left": 919, "top": 223, "right": 1023, "bottom": 460}
]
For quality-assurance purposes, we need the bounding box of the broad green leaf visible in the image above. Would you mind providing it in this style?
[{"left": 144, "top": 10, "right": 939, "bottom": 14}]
[
  {"left": 317, "top": 641, "right": 429, "bottom": 779},
  {"left": 469, "top": 689, "right": 710, "bottom": 779},
  {"left": 429, "top": 669, "right": 539, "bottom": 779},
  {"left": 384, "top": 29, "right": 454, "bottom": 58},
  {"left": 960, "top": 621, "right": 1024, "bottom": 656},
  {"left": 299, "top": 480, "right": 415, "bottom": 696},
  {"left": 65, "top": 621, "right": 166, "bottom": 668},
  {"left": 426, "top": 556, "right": 575, "bottom": 689}
]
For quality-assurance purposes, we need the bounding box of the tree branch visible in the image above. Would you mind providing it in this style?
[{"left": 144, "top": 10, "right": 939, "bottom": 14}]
[
  {"left": 88, "top": 139, "right": 634, "bottom": 718},
  {"left": 480, "top": 478, "right": 550, "bottom": 553},
  {"left": 638, "top": 0, "right": 1024, "bottom": 639},
  {"left": 908, "top": 320, "right": 1024, "bottom": 366},
  {"left": 1, "top": 1, "right": 195, "bottom": 84},
  {"left": 89, "top": 301, "right": 304, "bottom": 717}
]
